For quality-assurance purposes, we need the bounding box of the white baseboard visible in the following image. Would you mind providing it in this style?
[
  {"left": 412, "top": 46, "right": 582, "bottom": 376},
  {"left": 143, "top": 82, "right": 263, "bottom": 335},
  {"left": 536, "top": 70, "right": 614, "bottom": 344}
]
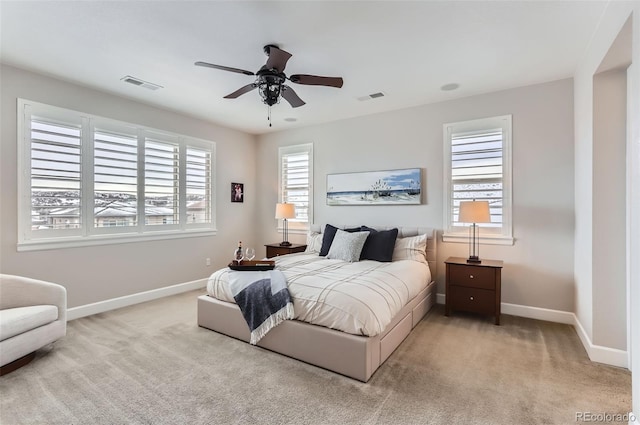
[
  {"left": 67, "top": 278, "right": 207, "bottom": 321},
  {"left": 501, "top": 302, "right": 575, "bottom": 324},
  {"left": 573, "top": 316, "right": 629, "bottom": 369},
  {"left": 436, "top": 293, "right": 628, "bottom": 368}
]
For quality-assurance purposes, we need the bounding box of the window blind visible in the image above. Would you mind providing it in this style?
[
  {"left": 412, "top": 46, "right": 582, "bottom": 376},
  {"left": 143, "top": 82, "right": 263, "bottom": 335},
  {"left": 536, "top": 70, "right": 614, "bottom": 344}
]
[
  {"left": 186, "top": 146, "right": 212, "bottom": 224},
  {"left": 144, "top": 138, "right": 179, "bottom": 226},
  {"left": 281, "top": 150, "right": 310, "bottom": 222},
  {"left": 30, "top": 119, "right": 82, "bottom": 230},
  {"left": 94, "top": 129, "right": 138, "bottom": 227},
  {"left": 451, "top": 129, "right": 503, "bottom": 228}
]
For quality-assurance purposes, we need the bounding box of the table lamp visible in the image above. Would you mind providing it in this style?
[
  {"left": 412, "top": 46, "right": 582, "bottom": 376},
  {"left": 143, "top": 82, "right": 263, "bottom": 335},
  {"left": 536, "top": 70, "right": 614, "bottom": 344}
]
[
  {"left": 458, "top": 200, "right": 491, "bottom": 263},
  {"left": 275, "top": 203, "right": 296, "bottom": 246}
]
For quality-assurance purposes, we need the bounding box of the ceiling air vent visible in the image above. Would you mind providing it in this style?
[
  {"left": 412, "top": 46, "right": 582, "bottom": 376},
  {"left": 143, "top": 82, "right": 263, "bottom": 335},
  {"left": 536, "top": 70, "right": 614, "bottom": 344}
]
[
  {"left": 357, "top": 92, "right": 386, "bottom": 101},
  {"left": 121, "top": 76, "right": 163, "bottom": 91}
]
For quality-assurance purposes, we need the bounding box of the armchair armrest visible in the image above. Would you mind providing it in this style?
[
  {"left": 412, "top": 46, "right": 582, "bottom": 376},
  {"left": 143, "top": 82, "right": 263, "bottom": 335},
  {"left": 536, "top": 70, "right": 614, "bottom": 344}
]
[{"left": 0, "top": 274, "right": 67, "bottom": 323}]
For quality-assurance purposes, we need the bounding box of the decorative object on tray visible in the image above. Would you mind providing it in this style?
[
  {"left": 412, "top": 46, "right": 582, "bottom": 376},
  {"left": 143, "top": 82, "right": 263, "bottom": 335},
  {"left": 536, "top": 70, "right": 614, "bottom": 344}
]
[
  {"left": 275, "top": 202, "right": 295, "bottom": 246},
  {"left": 233, "top": 241, "right": 244, "bottom": 264},
  {"left": 228, "top": 269, "right": 294, "bottom": 344},
  {"left": 326, "top": 168, "right": 421, "bottom": 205},
  {"left": 458, "top": 200, "right": 491, "bottom": 263},
  {"left": 228, "top": 260, "right": 275, "bottom": 271},
  {"left": 231, "top": 182, "right": 244, "bottom": 203}
]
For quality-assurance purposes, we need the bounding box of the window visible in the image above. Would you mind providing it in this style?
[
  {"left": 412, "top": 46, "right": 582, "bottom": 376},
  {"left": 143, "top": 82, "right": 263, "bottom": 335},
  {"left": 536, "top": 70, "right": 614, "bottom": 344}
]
[
  {"left": 278, "top": 143, "right": 313, "bottom": 233},
  {"left": 18, "top": 99, "right": 216, "bottom": 250},
  {"left": 443, "top": 115, "right": 513, "bottom": 245}
]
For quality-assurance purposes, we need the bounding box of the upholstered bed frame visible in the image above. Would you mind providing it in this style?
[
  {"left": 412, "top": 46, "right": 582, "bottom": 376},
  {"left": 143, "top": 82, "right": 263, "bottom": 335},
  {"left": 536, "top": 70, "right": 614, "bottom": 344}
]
[{"left": 197, "top": 226, "right": 437, "bottom": 382}]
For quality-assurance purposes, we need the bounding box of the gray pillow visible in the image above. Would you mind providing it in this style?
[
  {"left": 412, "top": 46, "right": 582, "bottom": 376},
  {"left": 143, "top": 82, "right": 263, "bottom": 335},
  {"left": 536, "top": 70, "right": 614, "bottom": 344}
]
[{"left": 326, "top": 229, "right": 370, "bottom": 262}]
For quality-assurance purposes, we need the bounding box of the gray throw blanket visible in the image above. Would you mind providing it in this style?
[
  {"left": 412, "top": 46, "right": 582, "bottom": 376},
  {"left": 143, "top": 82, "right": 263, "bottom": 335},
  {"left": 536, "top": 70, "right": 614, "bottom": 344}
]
[{"left": 228, "top": 270, "right": 294, "bottom": 345}]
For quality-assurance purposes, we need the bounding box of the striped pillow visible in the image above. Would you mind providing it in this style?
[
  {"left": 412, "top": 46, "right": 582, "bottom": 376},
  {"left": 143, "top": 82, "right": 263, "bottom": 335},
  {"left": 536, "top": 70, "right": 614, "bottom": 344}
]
[{"left": 392, "top": 233, "right": 427, "bottom": 263}]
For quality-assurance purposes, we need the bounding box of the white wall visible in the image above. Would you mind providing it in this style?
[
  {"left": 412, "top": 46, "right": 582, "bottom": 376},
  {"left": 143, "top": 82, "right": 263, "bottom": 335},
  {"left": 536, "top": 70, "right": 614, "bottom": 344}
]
[
  {"left": 0, "top": 65, "right": 259, "bottom": 308},
  {"left": 573, "top": 0, "right": 639, "bottom": 417},
  {"left": 593, "top": 68, "right": 628, "bottom": 350},
  {"left": 257, "top": 78, "right": 575, "bottom": 312}
]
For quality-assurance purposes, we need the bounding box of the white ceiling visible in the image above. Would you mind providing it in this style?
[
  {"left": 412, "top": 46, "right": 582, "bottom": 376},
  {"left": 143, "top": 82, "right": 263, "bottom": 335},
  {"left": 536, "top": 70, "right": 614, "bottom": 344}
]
[{"left": 0, "top": 1, "right": 608, "bottom": 135}]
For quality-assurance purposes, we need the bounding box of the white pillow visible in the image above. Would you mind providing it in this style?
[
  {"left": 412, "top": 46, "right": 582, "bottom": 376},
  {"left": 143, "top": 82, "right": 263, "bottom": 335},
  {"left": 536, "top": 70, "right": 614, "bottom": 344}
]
[
  {"left": 392, "top": 233, "right": 428, "bottom": 263},
  {"left": 326, "top": 229, "right": 370, "bottom": 262},
  {"left": 305, "top": 232, "right": 323, "bottom": 254}
]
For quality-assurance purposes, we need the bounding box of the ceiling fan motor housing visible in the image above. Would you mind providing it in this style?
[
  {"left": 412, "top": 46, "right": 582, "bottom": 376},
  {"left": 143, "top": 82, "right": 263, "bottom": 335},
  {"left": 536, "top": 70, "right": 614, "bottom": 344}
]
[{"left": 257, "top": 70, "right": 286, "bottom": 106}]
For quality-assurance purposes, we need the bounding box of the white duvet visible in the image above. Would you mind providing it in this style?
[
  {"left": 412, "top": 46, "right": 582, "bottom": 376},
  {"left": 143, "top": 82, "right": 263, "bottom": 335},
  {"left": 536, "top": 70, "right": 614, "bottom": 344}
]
[{"left": 206, "top": 252, "right": 431, "bottom": 337}]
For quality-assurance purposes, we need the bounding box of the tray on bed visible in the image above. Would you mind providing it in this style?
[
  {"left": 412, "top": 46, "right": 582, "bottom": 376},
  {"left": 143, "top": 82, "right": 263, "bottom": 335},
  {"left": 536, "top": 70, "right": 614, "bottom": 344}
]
[{"left": 228, "top": 260, "right": 275, "bottom": 271}]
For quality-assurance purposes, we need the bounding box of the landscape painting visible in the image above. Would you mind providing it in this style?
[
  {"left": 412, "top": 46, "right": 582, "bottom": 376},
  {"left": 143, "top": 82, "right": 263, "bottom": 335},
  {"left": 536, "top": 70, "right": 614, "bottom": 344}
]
[{"left": 327, "top": 168, "right": 422, "bottom": 205}]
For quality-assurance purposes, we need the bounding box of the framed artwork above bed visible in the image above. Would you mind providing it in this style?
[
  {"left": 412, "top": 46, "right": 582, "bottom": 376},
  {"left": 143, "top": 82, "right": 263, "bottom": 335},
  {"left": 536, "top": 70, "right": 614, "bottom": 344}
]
[{"left": 326, "top": 168, "right": 421, "bottom": 205}]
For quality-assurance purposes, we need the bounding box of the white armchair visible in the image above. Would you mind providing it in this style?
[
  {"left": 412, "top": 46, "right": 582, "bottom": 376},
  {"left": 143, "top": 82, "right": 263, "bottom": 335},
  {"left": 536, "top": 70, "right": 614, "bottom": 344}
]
[{"left": 0, "top": 274, "right": 67, "bottom": 374}]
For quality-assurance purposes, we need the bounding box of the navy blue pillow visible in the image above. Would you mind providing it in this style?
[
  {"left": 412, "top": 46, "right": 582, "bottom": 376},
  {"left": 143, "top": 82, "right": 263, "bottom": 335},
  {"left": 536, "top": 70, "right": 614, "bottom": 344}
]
[
  {"left": 359, "top": 226, "right": 399, "bottom": 262},
  {"left": 319, "top": 224, "right": 361, "bottom": 256}
]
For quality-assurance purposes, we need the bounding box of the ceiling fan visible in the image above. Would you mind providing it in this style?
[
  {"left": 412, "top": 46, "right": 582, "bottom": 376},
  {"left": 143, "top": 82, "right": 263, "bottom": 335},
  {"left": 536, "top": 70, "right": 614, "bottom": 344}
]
[{"left": 195, "top": 45, "right": 343, "bottom": 125}]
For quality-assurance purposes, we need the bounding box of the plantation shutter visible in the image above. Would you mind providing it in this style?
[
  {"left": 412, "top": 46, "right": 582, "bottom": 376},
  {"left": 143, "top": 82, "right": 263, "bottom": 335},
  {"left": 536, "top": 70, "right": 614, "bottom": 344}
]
[
  {"left": 30, "top": 119, "right": 82, "bottom": 230},
  {"left": 144, "top": 138, "right": 179, "bottom": 226},
  {"left": 451, "top": 128, "right": 503, "bottom": 228},
  {"left": 280, "top": 147, "right": 311, "bottom": 223},
  {"left": 185, "top": 146, "right": 212, "bottom": 224},
  {"left": 93, "top": 129, "right": 138, "bottom": 227}
]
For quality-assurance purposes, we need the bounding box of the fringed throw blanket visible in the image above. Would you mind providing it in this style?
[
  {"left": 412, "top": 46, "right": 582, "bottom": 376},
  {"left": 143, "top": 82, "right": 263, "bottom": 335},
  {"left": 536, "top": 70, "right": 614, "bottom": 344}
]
[{"left": 228, "top": 270, "right": 294, "bottom": 345}]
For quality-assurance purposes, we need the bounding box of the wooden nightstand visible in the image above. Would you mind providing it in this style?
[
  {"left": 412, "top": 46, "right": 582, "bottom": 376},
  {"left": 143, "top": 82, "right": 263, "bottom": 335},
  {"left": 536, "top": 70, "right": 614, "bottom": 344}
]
[
  {"left": 265, "top": 243, "right": 307, "bottom": 258},
  {"left": 444, "top": 256, "right": 504, "bottom": 325}
]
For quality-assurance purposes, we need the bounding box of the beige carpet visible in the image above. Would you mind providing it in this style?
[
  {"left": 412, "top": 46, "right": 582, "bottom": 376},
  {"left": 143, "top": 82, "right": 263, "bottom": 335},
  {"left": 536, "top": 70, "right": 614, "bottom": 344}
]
[{"left": 0, "top": 290, "right": 631, "bottom": 425}]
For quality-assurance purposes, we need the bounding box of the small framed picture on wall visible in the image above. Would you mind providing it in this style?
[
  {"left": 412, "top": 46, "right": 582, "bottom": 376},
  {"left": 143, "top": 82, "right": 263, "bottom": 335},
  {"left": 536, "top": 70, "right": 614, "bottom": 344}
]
[{"left": 231, "top": 182, "right": 244, "bottom": 203}]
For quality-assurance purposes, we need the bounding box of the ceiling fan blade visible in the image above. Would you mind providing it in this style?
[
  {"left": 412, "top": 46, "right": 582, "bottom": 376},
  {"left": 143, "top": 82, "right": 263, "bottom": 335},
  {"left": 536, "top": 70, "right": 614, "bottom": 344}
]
[
  {"left": 265, "top": 46, "right": 292, "bottom": 73},
  {"left": 289, "top": 74, "right": 344, "bottom": 88},
  {"left": 224, "top": 83, "right": 258, "bottom": 99},
  {"left": 281, "top": 85, "right": 306, "bottom": 108},
  {"left": 195, "top": 61, "right": 254, "bottom": 76}
]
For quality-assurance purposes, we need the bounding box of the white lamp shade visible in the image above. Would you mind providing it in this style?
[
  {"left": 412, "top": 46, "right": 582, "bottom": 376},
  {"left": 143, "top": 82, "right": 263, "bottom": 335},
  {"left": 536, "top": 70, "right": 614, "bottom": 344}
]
[
  {"left": 275, "top": 203, "right": 296, "bottom": 219},
  {"left": 459, "top": 201, "right": 491, "bottom": 224}
]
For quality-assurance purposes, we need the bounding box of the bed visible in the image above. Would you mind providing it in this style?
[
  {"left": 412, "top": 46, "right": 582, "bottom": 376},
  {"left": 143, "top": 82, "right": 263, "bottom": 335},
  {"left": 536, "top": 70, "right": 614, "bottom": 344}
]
[{"left": 197, "top": 225, "right": 436, "bottom": 382}]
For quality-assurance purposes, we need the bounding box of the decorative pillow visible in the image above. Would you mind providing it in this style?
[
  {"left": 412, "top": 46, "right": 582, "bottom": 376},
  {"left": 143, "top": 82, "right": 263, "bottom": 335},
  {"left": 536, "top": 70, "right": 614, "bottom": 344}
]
[
  {"left": 359, "top": 226, "right": 399, "bottom": 262},
  {"left": 319, "top": 224, "right": 361, "bottom": 256},
  {"left": 326, "top": 229, "right": 370, "bottom": 262},
  {"left": 392, "top": 233, "right": 428, "bottom": 263},
  {"left": 305, "top": 232, "right": 323, "bottom": 254}
]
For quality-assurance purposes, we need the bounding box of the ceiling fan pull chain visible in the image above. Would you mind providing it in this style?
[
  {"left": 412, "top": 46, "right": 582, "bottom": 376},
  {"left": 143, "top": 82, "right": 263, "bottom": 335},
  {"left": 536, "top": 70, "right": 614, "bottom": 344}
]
[{"left": 268, "top": 105, "right": 272, "bottom": 127}]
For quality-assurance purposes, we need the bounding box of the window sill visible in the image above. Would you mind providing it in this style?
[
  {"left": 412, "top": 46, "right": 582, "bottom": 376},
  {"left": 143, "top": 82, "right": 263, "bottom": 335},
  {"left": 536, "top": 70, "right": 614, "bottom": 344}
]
[
  {"left": 17, "top": 228, "right": 217, "bottom": 252},
  {"left": 442, "top": 233, "right": 514, "bottom": 246}
]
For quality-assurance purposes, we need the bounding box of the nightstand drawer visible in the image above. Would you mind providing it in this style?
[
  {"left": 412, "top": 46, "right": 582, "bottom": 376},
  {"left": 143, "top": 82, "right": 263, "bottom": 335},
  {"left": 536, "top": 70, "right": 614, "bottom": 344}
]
[
  {"left": 449, "top": 286, "right": 495, "bottom": 315},
  {"left": 449, "top": 265, "right": 496, "bottom": 290}
]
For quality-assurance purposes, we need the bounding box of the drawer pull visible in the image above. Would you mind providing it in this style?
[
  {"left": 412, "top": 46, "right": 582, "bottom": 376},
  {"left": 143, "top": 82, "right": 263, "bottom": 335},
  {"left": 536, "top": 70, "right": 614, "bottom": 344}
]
[
  {"left": 469, "top": 275, "right": 474, "bottom": 279},
  {"left": 470, "top": 296, "right": 474, "bottom": 301}
]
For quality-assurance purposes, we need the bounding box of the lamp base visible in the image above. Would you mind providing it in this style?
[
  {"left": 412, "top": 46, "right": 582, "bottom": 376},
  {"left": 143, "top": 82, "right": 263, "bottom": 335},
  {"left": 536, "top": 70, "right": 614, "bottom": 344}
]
[
  {"left": 467, "top": 256, "right": 481, "bottom": 264},
  {"left": 279, "top": 241, "right": 292, "bottom": 247}
]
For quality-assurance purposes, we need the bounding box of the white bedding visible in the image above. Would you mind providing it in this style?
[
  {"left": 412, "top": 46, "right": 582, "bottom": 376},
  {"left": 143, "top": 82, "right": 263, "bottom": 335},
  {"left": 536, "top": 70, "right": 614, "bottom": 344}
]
[{"left": 206, "top": 252, "right": 431, "bottom": 337}]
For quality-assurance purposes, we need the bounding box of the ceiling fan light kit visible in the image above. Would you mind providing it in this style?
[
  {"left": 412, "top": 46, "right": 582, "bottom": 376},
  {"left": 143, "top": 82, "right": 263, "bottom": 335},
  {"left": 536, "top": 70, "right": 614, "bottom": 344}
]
[{"left": 195, "top": 44, "right": 343, "bottom": 127}]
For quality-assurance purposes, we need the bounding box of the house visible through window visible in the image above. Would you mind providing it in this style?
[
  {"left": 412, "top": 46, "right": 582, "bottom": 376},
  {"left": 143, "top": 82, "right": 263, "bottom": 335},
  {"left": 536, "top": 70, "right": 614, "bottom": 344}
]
[
  {"left": 278, "top": 143, "right": 313, "bottom": 232},
  {"left": 443, "top": 115, "right": 513, "bottom": 244},
  {"left": 18, "top": 99, "right": 216, "bottom": 250}
]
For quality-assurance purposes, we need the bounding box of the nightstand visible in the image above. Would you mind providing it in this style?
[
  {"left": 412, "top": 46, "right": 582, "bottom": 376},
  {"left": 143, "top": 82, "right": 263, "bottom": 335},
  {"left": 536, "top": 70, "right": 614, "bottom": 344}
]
[
  {"left": 444, "top": 256, "right": 504, "bottom": 325},
  {"left": 265, "top": 243, "right": 307, "bottom": 258}
]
